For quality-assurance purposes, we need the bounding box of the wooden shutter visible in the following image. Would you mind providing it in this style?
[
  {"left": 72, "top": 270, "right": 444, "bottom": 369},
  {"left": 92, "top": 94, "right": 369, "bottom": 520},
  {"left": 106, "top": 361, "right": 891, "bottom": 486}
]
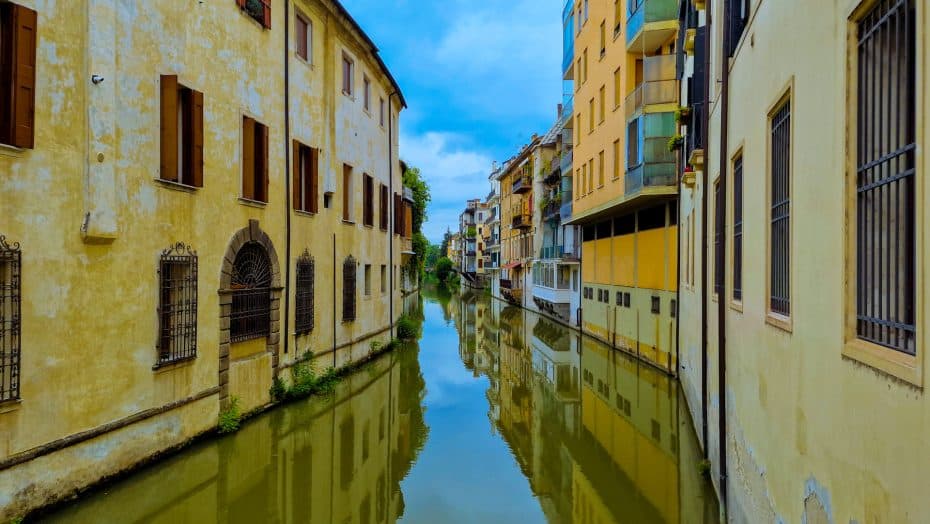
[
  {"left": 262, "top": 2, "right": 272, "bottom": 29},
  {"left": 260, "top": 123, "right": 269, "bottom": 202},
  {"left": 160, "top": 75, "right": 179, "bottom": 182},
  {"left": 242, "top": 116, "right": 255, "bottom": 199},
  {"left": 9, "top": 4, "right": 37, "bottom": 149},
  {"left": 190, "top": 90, "right": 204, "bottom": 187},
  {"left": 363, "top": 175, "right": 373, "bottom": 226},
  {"left": 393, "top": 193, "right": 402, "bottom": 235},
  {"left": 292, "top": 140, "right": 301, "bottom": 210},
  {"left": 296, "top": 16, "right": 308, "bottom": 60},
  {"left": 343, "top": 257, "right": 356, "bottom": 321},
  {"left": 236, "top": 0, "right": 246, "bottom": 7},
  {"left": 309, "top": 148, "right": 318, "bottom": 213}
]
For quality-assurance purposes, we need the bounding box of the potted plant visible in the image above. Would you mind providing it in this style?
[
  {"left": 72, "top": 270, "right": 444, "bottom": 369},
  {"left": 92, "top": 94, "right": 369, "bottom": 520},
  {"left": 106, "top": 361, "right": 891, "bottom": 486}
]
[
  {"left": 675, "top": 106, "right": 691, "bottom": 124},
  {"left": 667, "top": 135, "right": 684, "bottom": 152}
]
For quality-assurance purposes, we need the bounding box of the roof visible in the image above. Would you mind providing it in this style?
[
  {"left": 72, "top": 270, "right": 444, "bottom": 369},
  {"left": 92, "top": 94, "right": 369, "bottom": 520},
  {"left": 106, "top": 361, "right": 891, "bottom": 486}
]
[
  {"left": 332, "top": 1, "right": 407, "bottom": 108},
  {"left": 539, "top": 118, "right": 563, "bottom": 146}
]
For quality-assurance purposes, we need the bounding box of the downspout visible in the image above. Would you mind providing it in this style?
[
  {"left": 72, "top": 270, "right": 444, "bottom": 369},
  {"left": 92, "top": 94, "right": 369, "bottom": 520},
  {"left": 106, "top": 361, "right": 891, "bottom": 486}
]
[
  {"left": 717, "top": 0, "right": 731, "bottom": 511},
  {"left": 700, "top": 0, "right": 712, "bottom": 460},
  {"left": 333, "top": 234, "right": 337, "bottom": 369},
  {"left": 388, "top": 91, "right": 399, "bottom": 339},
  {"left": 283, "top": 0, "right": 292, "bottom": 357}
]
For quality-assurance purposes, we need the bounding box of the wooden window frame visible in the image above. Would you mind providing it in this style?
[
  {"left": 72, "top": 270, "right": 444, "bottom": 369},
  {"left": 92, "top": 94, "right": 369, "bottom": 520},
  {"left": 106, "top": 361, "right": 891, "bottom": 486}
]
[
  {"left": 0, "top": 3, "right": 37, "bottom": 149},
  {"left": 379, "top": 183, "right": 389, "bottom": 230},
  {"left": 379, "top": 98, "right": 386, "bottom": 127},
  {"left": 363, "top": 75, "right": 371, "bottom": 113},
  {"left": 295, "top": 11, "right": 312, "bottom": 63},
  {"left": 292, "top": 140, "right": 318, "bottom": 214},
  {"left": 362, "top": 173, "right": 374, "bottom": 227},
  {"left": 765, "top": 81, "right": 793, "bottom": 332},
  {"left": 364, "top": 264, "right": 372, "bottom": 296},
  {"left": 241, "top": 116, "right": 269, "bottom": 203},
  {"left": 160, "top": 76, "right": 204, "bottom": 188},
  {"left": 342, "top": 52, "right": 355, "bottom": 96},
  {"left": 342, "top": 164, "right": 354, "bottom": 222},
  {"left": 237, "top": 0, "right": 272, "bottom": 29}
]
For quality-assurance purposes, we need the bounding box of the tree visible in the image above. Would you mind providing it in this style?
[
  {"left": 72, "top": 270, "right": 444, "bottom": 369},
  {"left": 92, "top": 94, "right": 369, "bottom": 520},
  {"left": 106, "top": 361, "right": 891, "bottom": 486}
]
[
  {"left": 401, "top": 163, "right": 432, "bottom": 284},
  {"left": 435, "top": 257, "right": 454, "bottom": 284}
]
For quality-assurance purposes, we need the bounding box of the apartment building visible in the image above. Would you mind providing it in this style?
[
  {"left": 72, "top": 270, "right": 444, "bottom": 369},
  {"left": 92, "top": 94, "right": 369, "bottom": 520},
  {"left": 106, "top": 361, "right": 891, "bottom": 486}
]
[
  {"left": 0, "top": 0, "right": 406, "bottom": 517},
  {"left": 498, "top": 138, "right": 541, "bottom": 308},
  {"left": 564, "top": 0, "right": 680, "bottom": 374},
  {"left": 677, "top": 0, "right": 930, "bottom": 521}
]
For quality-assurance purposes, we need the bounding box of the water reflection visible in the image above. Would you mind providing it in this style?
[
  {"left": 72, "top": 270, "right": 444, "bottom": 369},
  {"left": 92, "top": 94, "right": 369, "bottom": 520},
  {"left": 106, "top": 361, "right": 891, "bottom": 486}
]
[{"left": 45, "top": 289, "right": 716, "bottom": 523}]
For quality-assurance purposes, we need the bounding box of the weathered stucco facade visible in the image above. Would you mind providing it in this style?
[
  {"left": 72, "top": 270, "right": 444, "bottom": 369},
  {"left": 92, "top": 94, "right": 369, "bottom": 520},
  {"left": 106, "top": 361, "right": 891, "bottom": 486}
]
[
  {"left": 678, "top": 0, "right": 930, "bottom": 521},
  {"left": 0, "top": 0, "right": 406, "bottom": 518}
]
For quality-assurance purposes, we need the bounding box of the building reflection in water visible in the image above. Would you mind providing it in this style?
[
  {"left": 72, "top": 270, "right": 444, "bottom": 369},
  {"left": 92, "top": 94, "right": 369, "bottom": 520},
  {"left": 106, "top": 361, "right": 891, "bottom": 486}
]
[{"left": 454, "top": 292, "right": 718, "bottom": 524}]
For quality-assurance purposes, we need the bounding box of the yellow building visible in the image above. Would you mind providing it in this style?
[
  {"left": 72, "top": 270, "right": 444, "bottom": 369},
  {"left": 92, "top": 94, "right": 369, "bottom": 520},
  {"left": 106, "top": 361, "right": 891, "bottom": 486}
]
[
  {"left": 0, "top": 0, "right": 407, "bottom": 518},
  {"left": 498, "top": 140, "right": 539, "bottom": 308},
  {"left": 677, "top": 0, "right": 930, "bottom": 522},
  {"left": 565, "top": 0, "right": 680, "bottom": 374}
]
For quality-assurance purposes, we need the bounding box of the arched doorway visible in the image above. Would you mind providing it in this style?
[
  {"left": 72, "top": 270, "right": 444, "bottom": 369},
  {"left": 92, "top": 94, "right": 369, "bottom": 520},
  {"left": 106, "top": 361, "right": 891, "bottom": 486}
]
[{"left": 218, "top": 220, "right": 282, "bottom": 408}]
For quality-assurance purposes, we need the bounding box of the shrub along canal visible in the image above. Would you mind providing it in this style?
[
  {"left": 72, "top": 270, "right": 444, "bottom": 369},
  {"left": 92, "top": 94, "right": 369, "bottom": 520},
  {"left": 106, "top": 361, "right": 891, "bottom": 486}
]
[{"left": 43, "top": 287, "right": 718, "bottom": 523}]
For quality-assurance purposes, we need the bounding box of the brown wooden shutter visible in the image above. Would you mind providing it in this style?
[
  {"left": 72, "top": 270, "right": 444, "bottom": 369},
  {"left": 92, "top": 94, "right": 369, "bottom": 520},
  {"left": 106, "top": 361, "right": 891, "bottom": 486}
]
[
  {"left": 309, "top": 148, "right": 319, "bottom": 213},
  {"left": 242, "top": 116, "right": 255, "bottom": 199},
  {"left": 160, "top": 75, "right": 179, "bottom": 182},
  {"left": 343, "top": 257, "right": 356, "bottom": 321},
  {"left": 393, "top": 193, "right": 402, "bottom": 235},
  {"left": 292, "top": 140, "right": 301, "bottom": 210},
  {"left": 190, "top": 90, "right": 204, "bottom": 187},
  {"left": 260, "top": 123, "right": 269, "bottom": 202},
  {"left": 236, "top": 0, "right": 246, "bottom": 8},
  {"left": 263, "top": 2, "right": 272, "bottom": 29},
  {"left": 9, "top": 4, "right": 37, "bottom": 149},
  {"left": 296, "top": 17, "right": 308, "bottom": 60}
]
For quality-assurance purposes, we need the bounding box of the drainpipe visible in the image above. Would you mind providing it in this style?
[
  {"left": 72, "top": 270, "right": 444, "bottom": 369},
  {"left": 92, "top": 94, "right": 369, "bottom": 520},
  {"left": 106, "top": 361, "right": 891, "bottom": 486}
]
[
  {"left": 333, "top": 234, "right": 337, "bottom": 369},
  {"left": 283, "top": 0, "right": 292, "bottom": 357},
  {"left": 700, "top": 0, "right": 712, "bottom": 461},
  {"left": 717, "top": 0, "right": 731, "bottom": 511},
  {"left": 388, "top": 91, "right": 399, "bottom": 339}
]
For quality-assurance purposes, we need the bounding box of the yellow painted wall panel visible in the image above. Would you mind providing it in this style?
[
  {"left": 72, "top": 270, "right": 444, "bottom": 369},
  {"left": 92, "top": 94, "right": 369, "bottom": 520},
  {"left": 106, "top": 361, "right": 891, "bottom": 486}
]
[
  {"left": 615, "top": 234, "right": 635, "bottom": 287},
  {"left": 637, "top": 229, "right": 667, "bottom": 290}
]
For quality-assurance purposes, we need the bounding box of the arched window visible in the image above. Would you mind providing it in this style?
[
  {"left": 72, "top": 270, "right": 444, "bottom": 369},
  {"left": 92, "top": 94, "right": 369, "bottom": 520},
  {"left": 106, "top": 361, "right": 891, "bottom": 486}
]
[
  {"left": 343, "top": 256, "right": 357, "bottom": 321},
  {"left": 295, "top": 250, "right": 314, "bottom": 334},
  {"left": 231, "top": 242, "right": 272, "bottom": 342}
]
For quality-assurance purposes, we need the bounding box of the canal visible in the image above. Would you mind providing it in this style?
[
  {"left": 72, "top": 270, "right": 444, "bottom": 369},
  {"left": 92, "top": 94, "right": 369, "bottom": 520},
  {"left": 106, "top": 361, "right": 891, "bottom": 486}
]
[{"left": 43, "top": 288, "right": 718, "bottom": 523}]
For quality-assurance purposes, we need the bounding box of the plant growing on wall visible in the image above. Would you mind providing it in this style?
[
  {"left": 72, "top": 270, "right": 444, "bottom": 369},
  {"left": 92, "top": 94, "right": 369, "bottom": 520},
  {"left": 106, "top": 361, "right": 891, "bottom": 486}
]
[
  {"left": 218, "top": 397, "right": 242, "bottom": 434},
  {"left": 667, "top": 135, "right": 684, "bottom": 152}
]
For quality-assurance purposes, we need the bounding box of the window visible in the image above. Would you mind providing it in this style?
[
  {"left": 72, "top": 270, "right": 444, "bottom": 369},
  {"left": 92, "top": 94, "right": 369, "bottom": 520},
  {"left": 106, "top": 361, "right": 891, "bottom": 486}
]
[
  {"left": 588, "top": 159, "right": 594, "bottom": 193},
  {"left": 380, "top": 265, "right": 387, "bottom": 293},
  {"left": 295, "top": 251, "right": 314, "bottom": 335},
  {"left": 598, "top": 150, "right": 605, "bottom": 187},
  {"left": 613, "top": 140, "right": 621, "bottom": 180},
  {"left": 583, "top": 0, "right": 589, "bottom": 21},
  {"left": 725, "top": 0, "right": 750, "bottom": 56},
  {"left": 363, "top": 173, "right": 374, "bottom": 226},
  {"left": 363, "top": 75, "right": 371, "bottom": 112},
  {"left": 770, "top": 98, "right": 791, "bottom": 316},
  {"left": 627, "top": 118, "right": 640, "bottom": 169},
  {"left": 671, "top": 299, "right": 677, "bottom": 318},
  {"left": 0, "top": 3, "right": 37, "bottom": 149},
  {"left": 157, "top": 243, "right": 198, "bottom": 366},
  {"left": 714, "top": 180, "right": 723, "bottom": 296},
  {"left": 293, "top": 141, "right": 319, "bottom": 213},
  {"left": 364, "top": 264, "right": 372, "bottom": 296},
  {"left": 613, "top": 67, "right": 621, "bottom": 109},
  {"left": 624, "top": 292, "right": 631, "bottom": 308},
  {"left": 588, "top": 98, "right": 595, "bottom": 132},
  {"left": 0, "top": 235, "right": 21, "bottom": 402},
  {"left": 379, "top": 98, "right": 386, "bottom": 127},
  {"left": 733, "top": 154, "right": 743, "bottom": 301},
  {"left": 651, "top": 296, "right": 660, "bottom": 314},
  {"left": 576, "top": 58, "right": 582, "bottom": 87},
  {"left": 393, "top": 192, "right": 403, "bottom": 235},
  {"left": 576, "top": 113, "right": 582, "bottom": 144},
  {"left": 230, "top": 242, "right": 272, "bottom": 342},
  {"left": 582, "top": 48, "right": 588, "bottom": 83},
  {"left": 242, "top": 116, "right": 269, "bottom": 202},
  {"left": 616, "top": 292, "right": 622, "bottom": 306},
  {"left": 238, "top": 0, "right": 271, "bottom": 28},
  {"left": 598, "top": 85, "right": 606, "bottom": 122},
  {"left": 160, "top": 76, "right": 204, "bottom": 187},
  {"left": 379, "top": 184, "right": 389, "bottom": 230},
  {"left": 599, "top": 21, "right": 606, "bottom": 57},
  {"left": 342, "top": 164, "right": 354, "bottom": 222},
  {"left": 295, "top": 12, "right": 311, "bottom": 62},
  {"left": 855, "top": 0, "right": 916, "bottom": 354},
  {"left": 341, "top": 53, "right": 354, "bottom": 95},
  {"left": 613, "top": 0, "right": 622, "bottom": 34},
  {"left": 343, "top": 256, "right": 357, "bottom": 321}
]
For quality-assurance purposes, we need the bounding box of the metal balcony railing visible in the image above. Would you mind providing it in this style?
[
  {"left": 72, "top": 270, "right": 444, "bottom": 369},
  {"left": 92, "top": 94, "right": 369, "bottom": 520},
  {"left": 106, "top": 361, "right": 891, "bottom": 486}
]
[
  {"left": 512, "top": 212, "right": 531, "bottom": 229},
  {"left": 543, "top": 201, "right": 561, "bottom": 222},
  {"left": 512, "top": 174, "right": 532, "bottom": 194},
  {"left": 539, "top": 245, "right": 564, "bottom": 260}
]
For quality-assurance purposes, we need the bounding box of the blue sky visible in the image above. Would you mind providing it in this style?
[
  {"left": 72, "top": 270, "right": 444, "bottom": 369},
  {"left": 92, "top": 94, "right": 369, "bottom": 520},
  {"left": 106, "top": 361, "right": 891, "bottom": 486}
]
[{"left": 341, "top": 0, "right": 564, "bottom": 243}]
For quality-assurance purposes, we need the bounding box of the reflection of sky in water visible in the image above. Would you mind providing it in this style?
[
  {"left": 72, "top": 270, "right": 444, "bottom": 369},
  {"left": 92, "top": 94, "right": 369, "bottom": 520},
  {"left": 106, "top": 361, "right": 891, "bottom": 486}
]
[{"left": 398, "top": 301, "right": 546, "bottom": 523}]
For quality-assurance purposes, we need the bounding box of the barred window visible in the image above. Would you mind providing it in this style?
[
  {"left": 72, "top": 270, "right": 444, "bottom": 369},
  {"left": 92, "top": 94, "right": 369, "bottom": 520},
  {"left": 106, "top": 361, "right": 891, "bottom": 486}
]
[
  {"left": 855, "top": 0, "right": 917, "bottom": 354},
  {"left": 0, "top": 235, "right": 21, "bottom": 402},
  {"left": 295, "top": 250, "right": 314, "bottom": 335},
  {"left": 343, "top": 256, "right": 357, "bottom": 322},
  {"left": 733, "top": 154, "right": 743, "bottom": 301},
  {"left": 770, "top": 99, "right": 791, "bottom": 316},
  {"left": 157, "top": 243, "right": 198, "bottom": 365},
  {"left": 230, "top": 242, "right": 272, "bottom": 342}
]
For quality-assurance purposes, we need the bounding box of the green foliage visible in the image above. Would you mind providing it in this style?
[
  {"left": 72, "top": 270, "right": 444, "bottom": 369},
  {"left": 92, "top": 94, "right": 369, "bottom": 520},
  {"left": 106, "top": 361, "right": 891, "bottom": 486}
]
[
  {"left": 396, "top": 314, "right": 420, "bottom": 341},
  {"left": 370, "top": 340, "right": 383, "bottom": 352},
  {"left": 435, "top": 257, "right": 455, "bottom": 283},
  {"left": 698, "top": 459, "right": 712, "bottom": 479},
  {"left": 424, "top": 243, "right": 442, "bottom": 268},
  {"left": 275, "top": 362, "right": 343, "bottom": 402},
  {"left": 667, "top": 135, "right": 684, "bottom": 152},
  {"left": 270, "top": 376, "right": 287, "bottom": 402},
  {"left": 402, "top": 166, "right": 431, "bottom": 232},
  {"left": 675, "top": 106, "right": 691, "bottom": 123},
  {"left": 218, "top": 397, "right": 242, "bottom": 434},
  {"left": 465, "top": 226, "right": 477, "bottom": 238},
  {"left": 9, "top": 517, "right": 23, "bottom": 524}
]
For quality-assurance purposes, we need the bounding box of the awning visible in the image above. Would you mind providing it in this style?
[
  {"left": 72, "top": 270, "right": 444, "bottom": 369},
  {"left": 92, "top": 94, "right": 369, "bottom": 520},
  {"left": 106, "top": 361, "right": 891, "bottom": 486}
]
[{"left": 502, "top": 261, "right": 522, "bottom": 270}]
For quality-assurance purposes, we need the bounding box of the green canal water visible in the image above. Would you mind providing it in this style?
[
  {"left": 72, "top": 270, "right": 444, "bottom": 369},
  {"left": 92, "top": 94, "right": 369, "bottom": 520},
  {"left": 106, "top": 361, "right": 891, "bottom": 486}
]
[{"left": 43, "top": 288, "right": 718, "bottom": 523}]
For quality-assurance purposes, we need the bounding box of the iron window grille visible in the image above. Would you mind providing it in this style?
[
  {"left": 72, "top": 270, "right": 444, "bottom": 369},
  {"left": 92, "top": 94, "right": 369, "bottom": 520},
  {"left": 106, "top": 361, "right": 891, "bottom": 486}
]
[
  {"left": 230, "top": 242, "right": 272, "bottom": 342},
  {"left": 770, "top": 100, "right": 791, "bottom": 316},
  {"left": 623, "top": 292, "right": 631, "bottom": 308},
  {"left": 295, "top": 250, "right": 314, "bottom": 335},
  {"left": 651, "top": 296, "right": 660, "bottom": 315},
  {"left": 0, "top": 235, "right": 21, "bottom": 402},
  {"left": 157, "top": 243, "right": 198, "bottom": 365},
  {"left": 855, "top": 0, "right": 917, "bottom": 355},
  {"left": 733, "top": 155, "right": 744, "bottom": 301},
  {"left": 343, "top": 256, "right": 357, "bottom": 321}
]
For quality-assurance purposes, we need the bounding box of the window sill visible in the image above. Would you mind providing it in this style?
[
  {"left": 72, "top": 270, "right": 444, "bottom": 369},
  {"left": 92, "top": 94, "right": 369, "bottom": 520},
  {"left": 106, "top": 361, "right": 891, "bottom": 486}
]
[
  {"left": 295, "top": 54, "right": 314, "bottom": 69},
  {"left": 342, "top": 219, "right": 356, "bottom": 225},
  {"left": 729, "top": 300, "right": 743, "bottom": 313},
  {"left": 152, "top": 355, "right": 197, "bottom": 373},
  {"left": 363, "top": 224, "right": 374, "bottom": 229},
  {"left": 843, "top": 338, "right": 922, "bottom": 387},
  {"left": 238, "top": 197, "right": 268, "bottom": 208},
  {"left": 155, "top": 178, "right": 199, "bottom": 193},
  {"left": 765, "top": 311, "right": 792, "bottom": 333},
  {"left": 342, "top": 91, "right": 355, "bottom": 100},
  {"left": 294, "top": 209, "right": 317, "bottom": 218},
  {"left": 0, "top": 143, "right": 26, "bottom": 157},
  {"left": 0, "top": 399, "right": 22, "bottom": 414}
]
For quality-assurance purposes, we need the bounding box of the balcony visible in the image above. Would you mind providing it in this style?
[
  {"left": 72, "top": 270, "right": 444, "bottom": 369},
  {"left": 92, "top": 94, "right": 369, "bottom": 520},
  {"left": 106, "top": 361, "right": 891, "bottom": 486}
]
[
  {"left": 512, "top": 210, "right": 532, "bottom": 229},
  {"left": 562, "top": 0, "right": 575, "bottom": 79},
  {"left": 542, "top": 200, "right": 561, "bottom": 222},
  {"left": 560, "top": 178, "right": 573, "bottom": 220},
  {"left": 502, "top": 287, "right": 523, "bottom": 305},
  {"left": 539, "top": 245, "right": 564, "bottom": 260},
  {"left": 500, "top": 279, "right": 514, "bottom": 290},
  {"left": 512, "top": 174, "right": 532, "bottom": 194},
  {"left": 559, "top": 149, "right": 573, "bottom": 175},
  {"left": 627, "top": 0, "right": 679, "bottom": 54},
  {"left": 402, "top": 237, "right": 414, "bottom": 255},
  {"left": 626, "top": 55, "right": 677, "bottom": 122}
]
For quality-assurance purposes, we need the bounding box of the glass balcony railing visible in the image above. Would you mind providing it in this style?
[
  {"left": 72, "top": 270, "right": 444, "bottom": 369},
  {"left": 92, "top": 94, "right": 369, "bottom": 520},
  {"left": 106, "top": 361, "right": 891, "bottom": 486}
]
[
  {"left": 626, "top": 0, "right": 678, "bottom": 45},
  {"left": 625, "top": 111, "right": 677, "bottom": 196},
  {"left": 625, "top": 85, "right": 644, "bottom": 120},
  {"left": 627, "top": 55, "right": 677, "bottom": 122},
  {"left": 559, "top": 149, "right": 573, "bottom": 174}
]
